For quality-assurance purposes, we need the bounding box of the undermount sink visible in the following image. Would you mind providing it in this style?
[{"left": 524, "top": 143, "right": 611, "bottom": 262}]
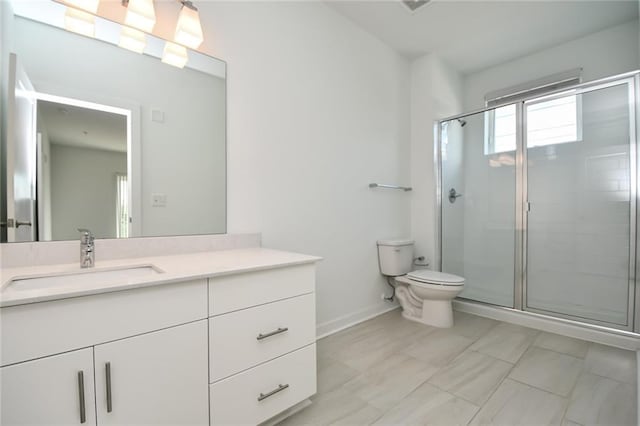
[{"left": 3, "top": 265, "right": 164, "bottom": 292}]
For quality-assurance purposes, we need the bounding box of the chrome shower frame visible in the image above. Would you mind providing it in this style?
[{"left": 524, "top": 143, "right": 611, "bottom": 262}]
[{"left": 435, "top": 70, "right": 640, "bottom": 334}]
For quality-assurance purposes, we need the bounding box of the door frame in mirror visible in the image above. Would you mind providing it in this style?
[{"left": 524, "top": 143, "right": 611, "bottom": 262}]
[{"left": 29, "top": 84, "right": 141, "bottom": 238}]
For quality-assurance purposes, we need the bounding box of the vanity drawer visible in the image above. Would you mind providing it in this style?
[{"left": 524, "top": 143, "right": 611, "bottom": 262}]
[
  {"left": 208, "top": 264, "right": 315, "bottom": 316},
  {"left": 210, "top": 343, "right": 316, "bottom": 426},
  {"left": 1, "top": 279, "right": 208, "bottom": 366},
  {"left": 210, "top": 293, "right": 315, "bottom": 382}
]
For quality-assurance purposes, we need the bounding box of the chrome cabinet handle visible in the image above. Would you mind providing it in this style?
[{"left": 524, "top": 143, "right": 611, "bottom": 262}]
[
  {"left": 256, "top": 327, "right": 288, "bottom": 341},
  {"left": 257, "top": 384, "right": 289, "bottom": 402},
  {"left": 77, "top": 371, "right": 86, "bottom": 424},
  {"left": 106, "top": 362, "right": 113, "bottom": 413},
  {"left": 0, "top": 219, "right": 31, "bottom": 228}
]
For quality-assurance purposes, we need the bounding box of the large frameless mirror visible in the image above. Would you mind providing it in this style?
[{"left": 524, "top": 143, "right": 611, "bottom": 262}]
[{"left": 1, "top": 0, "right": 226, "bottom": 242}]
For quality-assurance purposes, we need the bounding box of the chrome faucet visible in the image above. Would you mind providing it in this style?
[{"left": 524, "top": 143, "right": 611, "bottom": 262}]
[{"left": 77, "top": 228, "right": 95, "bottom": 268}]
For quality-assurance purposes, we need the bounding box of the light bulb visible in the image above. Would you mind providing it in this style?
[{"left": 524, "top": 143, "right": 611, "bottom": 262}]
[
  {"left": 174, "top": 4, "right": 203, "bottom": 49},
  {"left": 161, "top": 42, "right": 188, "bottom": 68},
  {"left": 119, "top": 26, "right": 146, "bottom": 54},
  {"left": 124, "top": 0, "right": 156, "bottom": 33},
  {"left": 63, "top": 0, "right": 99, "bottom": 14},
  {"left": 64, "top": 7, "right": 95, "bottom": 38}
]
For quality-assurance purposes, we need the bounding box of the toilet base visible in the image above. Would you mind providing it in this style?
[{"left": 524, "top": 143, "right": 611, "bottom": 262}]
[
  {"left": 421, "top": 299, "right": 454, "bottom": 328},
  {"left": 394, "top": 279, "right": 459, "bottom": 328},
  {"left": 399, "top": 300, "right": 454, "bottom": 328}
]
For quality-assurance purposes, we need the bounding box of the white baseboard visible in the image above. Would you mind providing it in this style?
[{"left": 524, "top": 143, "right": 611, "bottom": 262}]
[
  {"left": 453, "top": 300, "right": 640, "bottom": 351},
  {"left": 316, "top": 302, "right": 399, "bottom": 339}
]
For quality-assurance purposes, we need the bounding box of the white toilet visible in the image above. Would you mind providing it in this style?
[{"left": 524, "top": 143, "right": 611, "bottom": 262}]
[{"left": 377, "top": 239, "right": 464, "bottom": 328}]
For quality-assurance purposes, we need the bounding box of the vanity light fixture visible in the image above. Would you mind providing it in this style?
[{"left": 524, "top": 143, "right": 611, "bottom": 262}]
[
  {"left": 64, "top": 7, "right": 96, "bottom": 38},
  {"left": 122, "top": 0, "right": 156, "bottom": 33},
  {"left": 119, "top": 26, "right": 146, "bottom": 54},
  {"left": 174, "top": 1, "right": 203, "bottom": 49},
  {"left": 161, "top": 41, "right": 188, "bottom": 68},
  {"left": 63, "top": 0, "right": 100, "bottom": 14}
]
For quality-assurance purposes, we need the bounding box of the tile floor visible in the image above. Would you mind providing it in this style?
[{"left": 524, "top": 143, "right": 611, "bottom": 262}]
[{"left": 278, "top": 309, "right": 638, "bottom": 426}]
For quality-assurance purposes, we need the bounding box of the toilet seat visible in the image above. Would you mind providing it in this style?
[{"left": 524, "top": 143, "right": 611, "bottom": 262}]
[{"left": 406, "top": 270, "right": 464, "bottom": 286}]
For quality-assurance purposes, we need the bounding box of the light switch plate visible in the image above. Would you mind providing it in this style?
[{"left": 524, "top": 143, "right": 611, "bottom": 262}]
[
  {"left": 151, "top": 193, "right": 167, "bottom": 207},
  {"left": 151, "top": 109, "right": 165, "bottom": 123}
]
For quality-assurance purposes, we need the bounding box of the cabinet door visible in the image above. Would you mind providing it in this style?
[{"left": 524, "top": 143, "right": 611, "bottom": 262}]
[
  {"left": 94, "top": 320, "right": 209, "bottom": 426},
  {"left": 1, "top": 348, "right": 96, "bottom": 426}
]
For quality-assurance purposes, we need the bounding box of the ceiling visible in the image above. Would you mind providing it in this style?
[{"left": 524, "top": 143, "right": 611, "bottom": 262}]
[
  {"left": 325, "top": 0, "right": 639, "bottom": 74},
  {"left": 38, "top": 100, "right": 127, "bottom": 153}
]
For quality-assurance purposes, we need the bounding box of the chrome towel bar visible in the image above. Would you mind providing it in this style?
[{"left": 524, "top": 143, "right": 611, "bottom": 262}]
[{"left": 368, "top": 183, "right": 412, "bottom": 192}]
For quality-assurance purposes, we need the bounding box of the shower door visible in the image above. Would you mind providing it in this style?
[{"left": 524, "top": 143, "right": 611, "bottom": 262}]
[
  {"left": 524, "top": 79, "right": 637, "bottom": 330},
  {"left": 438, "top": 72, "right": 638, "bottom": 332},
  {"left": 440, "top": 107, "right": 517, "bottom": 308}
]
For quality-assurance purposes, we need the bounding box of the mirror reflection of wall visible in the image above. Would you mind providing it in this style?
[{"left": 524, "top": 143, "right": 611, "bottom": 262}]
[{"left": 38, "top": 100, "right": 128, "bottom": 241}]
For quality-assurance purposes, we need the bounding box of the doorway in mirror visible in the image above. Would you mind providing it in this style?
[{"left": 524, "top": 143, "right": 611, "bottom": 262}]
[
  {"left": 1, "top": 62, "right": 134, "bottom": 243},
  {"left": 37, "top": 97, "right": 130, "bottom": 241}
]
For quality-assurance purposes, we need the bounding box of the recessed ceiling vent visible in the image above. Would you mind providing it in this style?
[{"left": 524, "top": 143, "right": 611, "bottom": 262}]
[{"left": 401, "top": 0, "right": 431, "bottom": 12}]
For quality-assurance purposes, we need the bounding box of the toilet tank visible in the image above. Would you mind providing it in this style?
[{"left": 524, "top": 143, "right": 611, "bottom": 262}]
[{"left": 377, "top": 239, "right": 415, "bottom": 276}]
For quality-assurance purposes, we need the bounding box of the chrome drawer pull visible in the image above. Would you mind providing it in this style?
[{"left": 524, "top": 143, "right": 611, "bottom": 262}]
[
  {"left": 257, "top": 384, "right": 289, "bottom": 402},
  {"left": 105, "top": 362, "right": 113, "bottom": 413},
  {"left": 77, "top": 371, "right": 86, "bottom": 424},
  {"left": 256, "top": 327, "right": 288, "bottom": 341}
]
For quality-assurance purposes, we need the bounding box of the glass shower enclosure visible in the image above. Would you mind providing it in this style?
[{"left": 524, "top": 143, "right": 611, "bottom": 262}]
[{"left": 437, "top": 71, "right": 639, "bottom": 332}]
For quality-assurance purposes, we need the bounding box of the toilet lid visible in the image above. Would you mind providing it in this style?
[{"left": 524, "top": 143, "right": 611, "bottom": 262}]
[{"left": 407, "top": 270, "right": 464, "bottom": 286}]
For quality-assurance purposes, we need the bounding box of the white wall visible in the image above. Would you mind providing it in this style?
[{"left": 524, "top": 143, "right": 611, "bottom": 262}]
[
  {"left": 464, "top": 20, "right": 639, "bottom": 110},
  {"left": 410, "top": 54, "right": 463, "bottom": 269},
  {"left": 198, "top": 2, "right": 411, "bottom": 332},
  {"left": 12, "top": 17, "right": 226, "bottom": 238},
  {"left": 50, "top": 144, "right": 126, "bottom": 240}
]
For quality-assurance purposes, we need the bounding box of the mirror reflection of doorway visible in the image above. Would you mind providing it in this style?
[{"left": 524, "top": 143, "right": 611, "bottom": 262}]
[
  {"left": 2, "top": 53, "right": 133, "bottom": 243},
  {"left": 36, "top": 98, "right": 129, "bottom": 240}
]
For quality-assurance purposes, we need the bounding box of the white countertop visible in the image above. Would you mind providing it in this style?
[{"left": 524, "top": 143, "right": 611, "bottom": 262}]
[{"left": 0, "top": 248, "right": 321, "bottom": 307}]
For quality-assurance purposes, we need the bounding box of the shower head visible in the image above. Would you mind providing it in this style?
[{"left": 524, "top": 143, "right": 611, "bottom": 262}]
[{"left": 457, "top": 119, "right": 467, "bottom": 127}]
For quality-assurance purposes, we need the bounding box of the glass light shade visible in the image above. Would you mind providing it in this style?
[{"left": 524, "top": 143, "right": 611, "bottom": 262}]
[
  {"left": 64, "top": 7, "right": 95, "bottom": 38},
  {"left": 64, "top": 0, "right": 100, "bottom": 13},
  {"left": 161, "top": 42, "right": 188, "bottom": 68},
  {"left": 124, "top": 0, "right": 156, "bottom": 33},
  {"left": 174, "top": 5, "right": 203, "bottom": 49},
  {"left": 119, "top": 26, "right": 146, "bottom": 54}
]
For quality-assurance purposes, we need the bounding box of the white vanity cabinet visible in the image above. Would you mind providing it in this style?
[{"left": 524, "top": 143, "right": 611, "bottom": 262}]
[
  {"left": 1, "top": 322, "right": 208, "bottom": 426},
  {"left": 0, "top": 348, "right": 97, "bottom": 425},
  {"left": 93, "top": 320, "right": 209, "bottom": 425},
  {"left": 1, "top": 250, "right": 319, "bottom": 426},
  {"left": 208, "top": 264, "right": 318, "bottom": 425},
  {"left": 1, "top": 279, "right": 210, "bottom": 426}
]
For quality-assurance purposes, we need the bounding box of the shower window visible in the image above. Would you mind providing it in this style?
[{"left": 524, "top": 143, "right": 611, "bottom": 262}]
[
  {"left": 485, "top": 93, "right": 582, "bottom": 154},
  {"left": 484, "top": 104, "right": 517, "bottom": 154},
  {"left": 527, "top": 93, "right": 582, "bottom": 147}
]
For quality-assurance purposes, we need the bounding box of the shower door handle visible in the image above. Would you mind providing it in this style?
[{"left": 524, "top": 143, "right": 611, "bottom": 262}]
[{"left": 448, "top": 188, "right": 462, "bottom": 203}]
